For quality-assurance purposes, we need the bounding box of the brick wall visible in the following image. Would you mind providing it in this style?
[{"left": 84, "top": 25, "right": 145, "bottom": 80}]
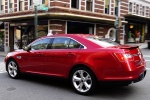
[{"left": 49, "top": 20, "right": 66, "bottom": 34}]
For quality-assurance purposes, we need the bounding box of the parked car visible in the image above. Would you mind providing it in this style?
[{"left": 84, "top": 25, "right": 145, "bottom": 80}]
[{"left": 5, "top": 34, "right": 146, "bottom": 95}]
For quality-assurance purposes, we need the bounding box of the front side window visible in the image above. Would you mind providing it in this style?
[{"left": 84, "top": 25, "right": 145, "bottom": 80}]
[
  {"left": 105, "top": 0, "right": 110, "bottom": 14},
  {"left": 71, "top": 0, "right": 79, "bottom": 9},
  {"left": 31, "top": 38, "right": 51, "bottom": 50},
  {"left": 86, "top": 0, "right": 93, "bottom": 11}
]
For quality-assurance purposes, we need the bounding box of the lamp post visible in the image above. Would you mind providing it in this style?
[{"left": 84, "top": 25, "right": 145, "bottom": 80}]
[
  {"left": 34, "top": 5, "right": 38, "bottom": 39},
  {"left": 115, "top": 0, "right": 120, "bottom": 43}
]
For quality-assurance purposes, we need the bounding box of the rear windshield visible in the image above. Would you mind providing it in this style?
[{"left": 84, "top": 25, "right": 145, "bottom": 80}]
[{"left": 86, "top": 36, "right": 120, "bottom": 48}]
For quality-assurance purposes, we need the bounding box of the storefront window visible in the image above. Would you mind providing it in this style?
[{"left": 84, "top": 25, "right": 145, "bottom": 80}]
[{"left": 127, "top": 23, "right": 146, "bottom": 43}]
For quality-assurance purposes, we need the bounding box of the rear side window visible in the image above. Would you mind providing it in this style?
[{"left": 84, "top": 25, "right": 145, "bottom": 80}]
[
  {"left": 87, "top": 36, "right": 119, "bottom": 47},
  {"left": 69, "top": 39, "right": 82, "bottom": 49},
  {"left": 51, "top": 37, "right": 84, "bottom": 49},
  {"left": 52, "top": 38, "right": 70, "bottom": 49}
]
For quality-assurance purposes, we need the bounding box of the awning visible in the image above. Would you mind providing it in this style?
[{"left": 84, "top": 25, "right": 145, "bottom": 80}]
[{"left": 125, "top": 14, "right": 150, "bottom": 23}]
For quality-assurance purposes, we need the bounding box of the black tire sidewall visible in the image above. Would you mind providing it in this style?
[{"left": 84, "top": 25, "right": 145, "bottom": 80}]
[{"left": 70, "top": 67, "right": 96, "bottom": 95}]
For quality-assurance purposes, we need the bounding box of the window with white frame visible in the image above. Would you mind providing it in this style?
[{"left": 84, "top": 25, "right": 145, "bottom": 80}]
[
  {"left": 142, "top": 6, "right": 145, "bottom": 16},
  {"left": 9, "top": 0, "right": 14, "bottom": 9},
  {"left": 86, "top": 0, "right": 93, "bottom": 11},
  {"left": 9, "top": 0, "right": 14, "bottom": 13},
  {"left": 29, "top": 0, "right": 33, "bottom": 6},
  {"left": 19, "top": 0, "right": 24, "bottom": 11},
  {"left": 42, "top": 0, "right": 45, "bottom": 4},
  {"left": 129, "top": 2, "right": 132, "bottom": 13},
  {"left": 114, "top": 0, "right": 118, "bottom": 15},
  {"left": 136, "top": 4, "right": 139, "bottom": 14},
  {"left": 105, "top": 0, "right": 110, "bottom": 14},
  {"left": 0, "top": 0, "right": 4, "bottom": 13},
  {"left": 71, "top": 0, "right": 79, "bottom": 9}
]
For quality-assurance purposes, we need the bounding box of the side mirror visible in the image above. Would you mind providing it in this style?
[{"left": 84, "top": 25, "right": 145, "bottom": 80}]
[{"left": 23, "top": 46, "right": 31, "bottom": 51}]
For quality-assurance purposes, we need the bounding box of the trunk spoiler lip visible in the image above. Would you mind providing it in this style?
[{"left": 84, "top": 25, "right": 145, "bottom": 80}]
[{"left": 108, "top": 44, "right": 139, "bottom": 49}]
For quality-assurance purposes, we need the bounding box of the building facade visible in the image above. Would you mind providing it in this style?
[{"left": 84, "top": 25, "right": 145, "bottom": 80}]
[
  {"left": 125, "top": 0, "right": 150, "bottom": 43},
  {"left": 0, "top": 0, "right": 149, "bottom": 52}
]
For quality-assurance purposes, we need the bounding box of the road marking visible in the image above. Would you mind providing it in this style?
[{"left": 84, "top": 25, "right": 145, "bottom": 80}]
[
  {"left": 0, "top": 71, "right": 6, "bottom": 73},
  {"left": 143, "top": 55, "right": 150, "bottom": 57},
  {"left": 145, "top": 60, "right": 150, "bottom": 62},
  {"left": 146, "top": 68, "right": 150, "bottom": 70}
]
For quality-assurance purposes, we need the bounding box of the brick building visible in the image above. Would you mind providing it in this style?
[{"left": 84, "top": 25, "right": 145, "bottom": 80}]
[{"left": 0, "top": 0, "right": 149, "bottom": 52}]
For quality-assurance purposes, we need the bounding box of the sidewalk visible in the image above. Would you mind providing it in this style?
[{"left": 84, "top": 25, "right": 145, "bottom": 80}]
[
  {"left": 0, "top": 43, "right": 148, "bottom": 57},
  {"left": 0, "top": 52, "right": 8, "bottom": 57}
]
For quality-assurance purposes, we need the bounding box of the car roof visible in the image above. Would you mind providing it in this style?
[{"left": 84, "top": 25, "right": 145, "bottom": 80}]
[{"left": 42, "top": 34, "right": 93, "bottom": 38}]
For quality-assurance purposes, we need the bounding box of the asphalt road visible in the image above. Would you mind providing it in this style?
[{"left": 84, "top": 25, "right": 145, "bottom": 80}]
[{"left": 0, "top": 48, "right": 150, "bottom": 100}]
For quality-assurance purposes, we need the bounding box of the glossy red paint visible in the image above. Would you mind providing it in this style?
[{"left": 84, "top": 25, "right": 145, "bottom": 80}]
[{"left": 5, "top": 34, "right": 146, "bottom": 82}]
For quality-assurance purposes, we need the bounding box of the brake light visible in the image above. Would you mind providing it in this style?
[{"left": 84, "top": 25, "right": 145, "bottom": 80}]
[{"left": 114, "top": 53, "right": 133, "bottom": 62}]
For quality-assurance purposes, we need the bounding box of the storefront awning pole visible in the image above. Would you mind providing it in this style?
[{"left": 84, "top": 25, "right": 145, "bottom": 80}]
[{"left": 34, "top": 5, "right": 38, "bottom": 39}]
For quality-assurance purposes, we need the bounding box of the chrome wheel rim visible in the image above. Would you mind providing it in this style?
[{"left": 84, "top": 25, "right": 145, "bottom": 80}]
[
  {"left": 72, "top": 70, "right": 92, "bottom": 93},
  {"left": 8, "top": 61, "right": 18, "bottom": 78}
]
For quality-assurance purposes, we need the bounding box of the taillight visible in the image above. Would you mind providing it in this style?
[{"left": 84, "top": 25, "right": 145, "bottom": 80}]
[{"left": 114, "top": 53, "right": 133, "bottom": 62}]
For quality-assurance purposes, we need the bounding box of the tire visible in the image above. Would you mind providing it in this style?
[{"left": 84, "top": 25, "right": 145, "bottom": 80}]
[
  {"left": 7, "top": 60, "right": 20, "bottom": 79},
  {"left": 70, "top": 67, "right": 96, "bottom": 95}
]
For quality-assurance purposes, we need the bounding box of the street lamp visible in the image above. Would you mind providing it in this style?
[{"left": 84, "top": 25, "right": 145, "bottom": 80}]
[{"left": 115, "top": 0, "right": 120, "bottom": 43}]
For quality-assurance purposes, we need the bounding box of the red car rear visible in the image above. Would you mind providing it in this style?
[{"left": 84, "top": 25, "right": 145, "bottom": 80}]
[{"left": 5, "top": 34, "right": 146, "bottom": 95}]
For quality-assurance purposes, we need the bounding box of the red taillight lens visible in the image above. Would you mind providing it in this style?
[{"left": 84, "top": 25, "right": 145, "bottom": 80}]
[{"left": 114, "top": 53, "right": 133, "bottom": 62}]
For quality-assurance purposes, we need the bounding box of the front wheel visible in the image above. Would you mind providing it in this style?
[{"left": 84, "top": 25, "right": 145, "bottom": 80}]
[
  {"left": 7, "top": 60, "right": 20, "bottom": 79},
  {"left": 70, "top": 67, "right": 96, "bottom": 95}
]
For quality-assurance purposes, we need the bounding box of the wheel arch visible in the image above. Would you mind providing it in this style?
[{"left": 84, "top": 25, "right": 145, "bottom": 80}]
[{"left": 6, "top": 57, "right": 18, "bottom": 72}]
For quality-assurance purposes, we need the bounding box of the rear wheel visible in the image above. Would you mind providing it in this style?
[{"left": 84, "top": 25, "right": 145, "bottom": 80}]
[
  {"left": 70, "top": 67, "right": 96, "bottom": 95},
  {"left": 7, "top": 60, "right": 20, "bottom": 79}
]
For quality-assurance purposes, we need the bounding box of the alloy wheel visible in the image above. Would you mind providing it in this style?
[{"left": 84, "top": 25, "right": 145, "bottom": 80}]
[
  {"left": 71, "top": 67, "right": 96, "bottom": 95},
  {"left": 7, "top": 60, "right": 19, "bottom": 78}
]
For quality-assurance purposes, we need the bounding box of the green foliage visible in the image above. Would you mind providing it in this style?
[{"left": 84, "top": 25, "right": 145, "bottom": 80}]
[{"left": 0, "top": 32, "right": 4, "bottom": 39}]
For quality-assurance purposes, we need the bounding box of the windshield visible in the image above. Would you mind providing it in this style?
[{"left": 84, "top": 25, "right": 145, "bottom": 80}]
[{"left": 86, "top": 36, "right": 120, "bottom": 48}]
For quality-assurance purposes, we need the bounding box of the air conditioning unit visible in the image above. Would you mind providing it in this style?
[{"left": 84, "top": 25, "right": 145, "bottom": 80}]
[
  {"left": 9, "top": 8, "right": 14, "bottom": 13},
  {"left": 29, "top": 5, "right": 34, "bottom": 10}
]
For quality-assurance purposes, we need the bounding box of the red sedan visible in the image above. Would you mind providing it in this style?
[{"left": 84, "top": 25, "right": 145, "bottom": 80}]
[{"left": 5, "top": 34, "right": 146, "bottom": 95}]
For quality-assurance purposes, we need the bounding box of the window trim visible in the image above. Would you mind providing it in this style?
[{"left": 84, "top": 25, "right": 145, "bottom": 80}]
[
  {"left": 70, "top": 0, "right": 80, "bottom": 10},
  {"left": 50, "top": 37, "right": 87, "bottom": 49}
]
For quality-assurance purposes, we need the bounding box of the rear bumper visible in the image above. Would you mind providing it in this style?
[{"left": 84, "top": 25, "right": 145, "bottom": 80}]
[
  {"left": 133, "top": 70, "right": 146, "bottom": 83},
  {"left": 97, "top": 63, "right": 146, "bottom": 82}
]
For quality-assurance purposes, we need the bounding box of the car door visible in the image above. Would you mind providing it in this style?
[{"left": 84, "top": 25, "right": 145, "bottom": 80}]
[
  {"left": 23, "top": 38, "right": 51, "bottom": 73},
  {"left": 45, "top": 37, "right": 82, "bottom": 77}
]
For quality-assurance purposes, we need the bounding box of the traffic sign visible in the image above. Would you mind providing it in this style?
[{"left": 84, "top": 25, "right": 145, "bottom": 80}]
[{"left": 37, "top": 4, "right": 48, "bottom": 11}]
